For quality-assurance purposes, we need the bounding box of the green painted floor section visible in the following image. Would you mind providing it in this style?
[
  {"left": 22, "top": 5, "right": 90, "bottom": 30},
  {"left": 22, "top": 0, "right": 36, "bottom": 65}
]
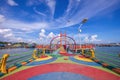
[{"left": 51, "top": 56, "right": 76, "bottom": 64}]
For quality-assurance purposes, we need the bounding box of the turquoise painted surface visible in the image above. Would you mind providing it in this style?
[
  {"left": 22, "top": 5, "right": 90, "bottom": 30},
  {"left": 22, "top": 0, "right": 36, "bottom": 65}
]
[{"left": 28, "top": 72, "right": 93, "bottom": 80}]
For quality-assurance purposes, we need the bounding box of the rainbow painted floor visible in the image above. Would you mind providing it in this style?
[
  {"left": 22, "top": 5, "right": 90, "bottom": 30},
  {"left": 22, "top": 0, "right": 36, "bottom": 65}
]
[{"left": 1, "top": 55, "right": 120, "bottom": 80}]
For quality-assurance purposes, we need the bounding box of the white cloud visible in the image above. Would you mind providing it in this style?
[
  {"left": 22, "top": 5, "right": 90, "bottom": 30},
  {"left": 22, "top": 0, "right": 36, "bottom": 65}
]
[
  {"left": 38, "top": 29, "right": 57, "bottom": 44},
  {"left": 83, "top": 34, "right": 101, "bottom": 43},
  {"left": 0, "top": 29, "right": 23, "bottom": 42},
  {"left": 41, "top": 29, "right": 45, "bottom": 33},
  {"left": 90, "top": 34, "right": 101, "bottom": 42},
  {"left": 39, "top": 29, "right": 46, "bottom": 38},
  {"left": 73, "top": 33, "right": 101, "bottom": 43},
  {"left": 4, "top": 33, "right": 13, "bottom": 38},
  {"left": 27, "top": 0, "right": 56, "bottom": 19},
  {"left": 1, "top": 0, "right": 119, "bottom": 31},
  {"left": 46, "top": 0, "right": 56, "bottom": 18},
  {"left": 55, "top": 0, "right": 120, "bottom": 28},
  {"left": 32, "top": 0, "right": 119, "bottom": 30},
  {"left": 65, "top": 0, "right": 80, "bottom": 15},
  {"left": 0, "top": 14, "right": 5, "bottom": 23},
  {"left": 77, "top": 1, "right": 117, "bottom": 22},
  {"left": 1, "top": 20, "right": 49, "bottom": 31},
  {"left": 0, "top": 29, "right": 11, "bottom": 35},
  {"left": 91, "top": 35, "right": 97, "bottom": 41},
  {"left": 33, "top": 7, "right": 46, "bottom": 16},
  {"left": 84, "top": 36, "right": 89, "bottom": 42},
  {"left": 0, "top": 0, "right": 119, "bottom": 43},
  {"left": 26, "top": 0, "right": 41, "bottom": 6},
  {"left": 47, "top": 32, "right": 55, "bottom": 38},
  {"left": 16, "top": 37, "right": 23, "bottom": 42},
  {"left": 7, "top": 0, "right": 18, "bottom": 6},
  {"left": 0, "top": 28, "right": 101, "bottom": 44}
]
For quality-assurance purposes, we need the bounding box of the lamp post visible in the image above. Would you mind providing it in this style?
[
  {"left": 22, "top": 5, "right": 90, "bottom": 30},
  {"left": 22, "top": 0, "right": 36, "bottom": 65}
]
[
  {"left": 78, "top": 25, "right": 82, "bottom": 49},
  {"left": 78, "top": 18, "right": 88, "bottom": 49}
]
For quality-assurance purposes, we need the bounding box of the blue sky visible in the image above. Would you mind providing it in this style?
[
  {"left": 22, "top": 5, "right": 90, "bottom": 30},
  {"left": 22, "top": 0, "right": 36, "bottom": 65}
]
[{"left": 0, "top": 0, "right": 120, "bottom": 44}]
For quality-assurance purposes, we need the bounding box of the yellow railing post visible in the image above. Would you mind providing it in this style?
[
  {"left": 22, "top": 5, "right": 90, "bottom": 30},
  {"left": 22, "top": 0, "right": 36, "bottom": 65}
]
[
  {"left": 0, "top": 54, "right": 9, "bottom": 73},
  {"left": 42, "top": 48, "right": 45, "bottom": 56},
  {"left": 32, "top": 49, "right": 38, "bottom": 59},
  {"left": 81, "top": 49, "right": 84, "bottom": 55},
  {"left": 90, "top": 49, "right": 95, "bottom": 58}
]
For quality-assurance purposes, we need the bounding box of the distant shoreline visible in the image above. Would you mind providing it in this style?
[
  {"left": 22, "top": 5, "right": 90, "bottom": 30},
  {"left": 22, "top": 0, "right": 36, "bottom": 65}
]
[
  {"left": 1, "top": 46, "right": 120, "bottom": 50},
  {"left": 0, "top": 47, "right": 35, "bottom": 50}
]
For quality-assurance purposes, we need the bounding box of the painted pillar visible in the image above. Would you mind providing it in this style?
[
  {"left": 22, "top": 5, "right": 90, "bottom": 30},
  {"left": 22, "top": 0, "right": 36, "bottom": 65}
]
[
  {"left": 0, "top": 54, "right": 9, "bottom": 73},
  {"left": 90, "top": 49, "right": 95, "bottom": 58}
]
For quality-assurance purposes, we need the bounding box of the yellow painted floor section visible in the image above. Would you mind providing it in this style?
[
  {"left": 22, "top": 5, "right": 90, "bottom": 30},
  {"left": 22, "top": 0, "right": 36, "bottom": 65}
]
[
  {"left": 35, "top": 55, "right": 52, "bottom": 61},
  {"left": 74, "top": 55, "right": 93, "bottom": 62}
]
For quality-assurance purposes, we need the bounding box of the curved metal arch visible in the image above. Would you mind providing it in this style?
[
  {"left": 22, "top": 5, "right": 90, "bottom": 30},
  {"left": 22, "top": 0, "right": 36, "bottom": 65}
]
[
  {"left": 56, "top": 40, "right": 70, "bottom": 45},
  {"left": 56, "top": 40, "right": 75, "bottom": 50},
  {"left": 50, "top": 40, "right": 70, "bottom": 49},
  {"left": 50, "top": 36, "right": 76, "bottom": 50}
]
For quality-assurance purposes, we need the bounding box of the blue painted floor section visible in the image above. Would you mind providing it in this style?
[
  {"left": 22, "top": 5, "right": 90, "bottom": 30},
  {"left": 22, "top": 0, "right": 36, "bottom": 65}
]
[
  {"left": 27, "top": 57, "right": 57, "bottom": 66},
  {"left": 28, "top": 72, "right": 93, "bottom": 80},
  {"left": 69, "top": 57, "right": 101, "bottom": 66}
]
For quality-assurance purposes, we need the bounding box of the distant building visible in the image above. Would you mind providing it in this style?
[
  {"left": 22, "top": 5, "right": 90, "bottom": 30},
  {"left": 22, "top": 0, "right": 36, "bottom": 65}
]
[
  {"left": 0, "top": 44, "right": 5, "bottom": 48},
  {"left": 26, "top": 43, "right": 36, "bottom": 48}
]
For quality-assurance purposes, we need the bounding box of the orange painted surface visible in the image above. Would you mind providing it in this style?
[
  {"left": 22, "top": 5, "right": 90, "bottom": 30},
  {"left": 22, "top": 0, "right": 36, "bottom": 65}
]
[
  {"left": 102, "top": 63, "right": 109, "bottom": 67},
  {"left": 112, "top": 68, "right": 120, "bottom": 74},
  {"left": 8, "top": 66, "right": 17, "bottom": 73},
  {"left": 21, "top": 62, "right": 27, "bottom": 65},
  {"left": 36, "top": 45, "right": 43, "bottom": 49},
  {"left": 29, "top": 59, "right": 33, "bottom": 62},
  {"left": 94, "top": 60, "right": 99, "bottom": 62}
]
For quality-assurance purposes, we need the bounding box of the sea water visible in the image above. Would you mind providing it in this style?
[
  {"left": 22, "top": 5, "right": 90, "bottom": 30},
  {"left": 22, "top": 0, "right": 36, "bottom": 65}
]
[
  {"left": 0, "top": 48, "right": 34, "bottom": 67},
  {"left": 95, "top": 47, "right": 120, "bottom": 67},
  {"left": 0, "top": 47, "right": 120, "bottom": 68}
]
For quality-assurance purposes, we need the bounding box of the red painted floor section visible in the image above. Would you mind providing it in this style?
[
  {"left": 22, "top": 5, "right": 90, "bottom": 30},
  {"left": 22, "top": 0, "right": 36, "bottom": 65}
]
[{"left": 2, "top": 63, "right": 119, "bottom": 80}]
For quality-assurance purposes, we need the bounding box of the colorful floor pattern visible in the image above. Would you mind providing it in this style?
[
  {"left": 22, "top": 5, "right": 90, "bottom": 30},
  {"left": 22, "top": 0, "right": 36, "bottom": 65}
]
[
  {"left": 74, "top": 55, "right": 93, "bottom": 62},
  {"left": 28, "top": 72, "right": 93, "bottom": 80},
  {"left": 1, "top": 63, "right": 119, "bottom": 80},
  {"left": 69, "top": 56, "right": 101, "bottom": 66},
  {"left": 27, "top": 57, "right": 57, "bottom": 66},
  {"left": 35, "top": 55, "right": 52, "bottom": 61}
]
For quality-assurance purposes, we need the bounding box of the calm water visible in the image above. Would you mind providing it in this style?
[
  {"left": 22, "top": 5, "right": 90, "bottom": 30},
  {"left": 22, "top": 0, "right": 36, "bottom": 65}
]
[
  {"left": 0, "top": 48, "right": 34, "bottom": 57},
  {"left": 0, "top": 47, "right": 120, "bottom": 68},
  {"left": 95, "top": 47, "right": 120, "bottom": 68},
  {"left": 0, "top": 48, "right": 34, "bottom": 67}
]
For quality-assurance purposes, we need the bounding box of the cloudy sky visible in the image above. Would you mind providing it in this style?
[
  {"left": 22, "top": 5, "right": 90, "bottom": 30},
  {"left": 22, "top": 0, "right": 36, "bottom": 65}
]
[{"left": 0, "top": 0, "right": 120, "bottom": 44}]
